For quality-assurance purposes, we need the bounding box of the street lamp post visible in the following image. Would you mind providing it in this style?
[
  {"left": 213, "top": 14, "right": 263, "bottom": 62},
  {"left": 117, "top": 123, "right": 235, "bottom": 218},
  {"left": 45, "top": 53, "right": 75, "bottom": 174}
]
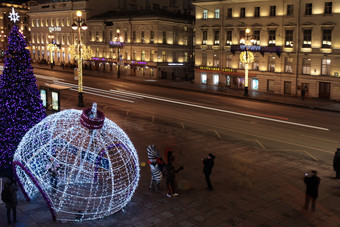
[
  {"left": 240, "top": 28, "right": 254, "bottom": 96},
  {"left": 72, "top": 10, "right": 88, "bottom": 107},
  {"left": 109, "top": 29, "right": 124, "bottom": 78},
  {"left": 47, "top": 34, "right": 56, "bottom": 69}
]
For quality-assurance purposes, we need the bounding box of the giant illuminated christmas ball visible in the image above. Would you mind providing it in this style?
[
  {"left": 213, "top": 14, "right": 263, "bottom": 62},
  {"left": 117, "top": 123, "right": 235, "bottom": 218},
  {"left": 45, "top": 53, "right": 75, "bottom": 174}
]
[{"left": 13, "top": 103, "right": 140, "bottom": 222}]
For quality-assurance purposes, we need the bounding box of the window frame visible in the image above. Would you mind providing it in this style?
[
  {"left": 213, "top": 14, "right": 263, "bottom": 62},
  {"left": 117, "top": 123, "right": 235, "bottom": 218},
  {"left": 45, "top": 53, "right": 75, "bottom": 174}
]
[
  {"left": 270, "top": 5, "right": 276, "bottom": 17},
  {"left": 305, "top": 3, "right": 312, "bottom": 16}
]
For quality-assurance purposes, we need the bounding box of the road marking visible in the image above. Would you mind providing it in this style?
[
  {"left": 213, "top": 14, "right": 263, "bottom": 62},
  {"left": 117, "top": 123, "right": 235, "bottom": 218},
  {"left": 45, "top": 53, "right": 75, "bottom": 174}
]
[
  {"left": 109, "top": 89, "right": 329, "bottom": 131},
  {"left": 36, "top": 75, "right": 329, "bottom": 131},
  {"left": 304, "top": 151, "right": 319, "bottom": 162},
  {"left": 35, "top": 74, "right": 65, "bottom": 81},
  {"left": 69, "top": 88, "right": 134, "bottom": 103},
  {"left": 300, "top": 134, "right": 338, "bottom": 143},
  {"left": 243, "top": 111, "right": 289, "bottom": 120}
]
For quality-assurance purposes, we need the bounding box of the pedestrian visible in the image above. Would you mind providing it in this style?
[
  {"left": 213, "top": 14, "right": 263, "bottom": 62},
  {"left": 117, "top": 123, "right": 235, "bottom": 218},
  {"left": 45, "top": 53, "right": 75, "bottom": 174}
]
[
  {"left": 304, "top": 170, "right": 320, "bottom": 212},
  {"left": 203, "top": 153, "right": 215, "bottom": 191},
  {"left": 46, "top": 155, "right": 60, "bottom": 193},
  {"left": 163, "top": 151, "right": 183, "bottom": 197},
  {"left": 333, "top": 148, "right": 340, "bottom": 179},
  {"left": 147, "top": 145, "right": 165, "bottom": 192},
  {"left": 1, "top": 178, "right": 18, "bottom": 224}
]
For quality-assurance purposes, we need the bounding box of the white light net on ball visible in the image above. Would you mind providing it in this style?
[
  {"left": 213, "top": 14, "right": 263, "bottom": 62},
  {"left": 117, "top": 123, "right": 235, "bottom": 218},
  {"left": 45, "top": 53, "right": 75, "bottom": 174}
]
[{"left": 13, "top": 104, "right": 140, "bottom": 222}]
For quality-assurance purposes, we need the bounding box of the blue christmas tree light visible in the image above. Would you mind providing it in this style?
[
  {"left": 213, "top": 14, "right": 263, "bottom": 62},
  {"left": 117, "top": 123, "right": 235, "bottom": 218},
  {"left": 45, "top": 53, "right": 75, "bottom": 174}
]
[{"left": 0, "top": 25, "right": 46, "bottom": 168}]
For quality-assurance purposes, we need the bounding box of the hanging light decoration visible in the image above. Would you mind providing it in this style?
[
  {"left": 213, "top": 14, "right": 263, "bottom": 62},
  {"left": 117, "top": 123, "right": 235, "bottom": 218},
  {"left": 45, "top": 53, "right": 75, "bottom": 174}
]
[{"left": 13, "top": 103, "right": 140, "bottom": 222}]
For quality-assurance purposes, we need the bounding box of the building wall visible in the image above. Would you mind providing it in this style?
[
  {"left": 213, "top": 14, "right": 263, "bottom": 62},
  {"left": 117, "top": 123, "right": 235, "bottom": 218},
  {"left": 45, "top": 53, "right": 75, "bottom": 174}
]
[{"left": 193, "top": 0, "right": 340, "bottom": 100}]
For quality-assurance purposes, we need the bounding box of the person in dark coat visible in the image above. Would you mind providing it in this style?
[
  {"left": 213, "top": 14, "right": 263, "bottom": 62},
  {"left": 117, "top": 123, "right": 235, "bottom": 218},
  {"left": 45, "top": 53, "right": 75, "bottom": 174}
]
[
  {"left": 3, "top": 178, "right": 18, "bottom": 224},
  {"left": 333, "top": 148, "right": 340, "bottom": 179},
  {"left": 163, "top": 151, "right": 183, "bottom": 197},
  {"left": 203, "top": 153, "right": 215, "bottom": 191},
  {"left": 304, "top": 170, "right": 320, "bottom": 212}
]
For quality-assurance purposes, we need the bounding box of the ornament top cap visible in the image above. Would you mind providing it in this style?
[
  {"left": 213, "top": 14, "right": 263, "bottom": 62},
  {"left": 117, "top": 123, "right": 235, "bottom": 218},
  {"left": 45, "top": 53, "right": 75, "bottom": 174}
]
[{"left": 80, "top": 103, "right": 105, "bottom": 129}]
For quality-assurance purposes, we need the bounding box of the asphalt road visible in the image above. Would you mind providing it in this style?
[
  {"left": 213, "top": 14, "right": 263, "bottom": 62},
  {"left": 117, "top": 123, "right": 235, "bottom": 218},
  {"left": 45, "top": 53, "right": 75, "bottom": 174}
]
[{"left": 33, "top": 68, "right": 338, "bottom": 166}]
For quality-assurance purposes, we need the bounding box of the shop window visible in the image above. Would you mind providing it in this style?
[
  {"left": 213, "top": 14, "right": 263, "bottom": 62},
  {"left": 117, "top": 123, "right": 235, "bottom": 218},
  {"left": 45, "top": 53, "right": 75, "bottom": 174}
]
[
  {"left": 213, "top": 74, "right": 219, "bottom": 85},
  {"left": 252, "top": 78, "right": 259, "bottom": 90},
  {"left": 267, "top": 79, "right": 274, "bottom": 92},
  {"left": 201, "top": 73, "right": 207, "bottom": 84}
]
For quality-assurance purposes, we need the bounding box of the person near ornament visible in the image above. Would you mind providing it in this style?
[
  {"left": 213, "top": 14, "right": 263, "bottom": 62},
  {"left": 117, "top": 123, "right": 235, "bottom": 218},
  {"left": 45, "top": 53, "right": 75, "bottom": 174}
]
[
  {"left": 333, "top": 148, "right": 340, "bottom": 179},
  {"left": 147, "top": 145, "right": 165, "bottom": 192},
  {"left": 46, "top": 155, "right": 60, "bottom": 193},
  {"left": 1, "top": 177, "right": 18, "bottom": 224},
  {"left": 163, "top": 151, "right": 183, "bottom": 197}
]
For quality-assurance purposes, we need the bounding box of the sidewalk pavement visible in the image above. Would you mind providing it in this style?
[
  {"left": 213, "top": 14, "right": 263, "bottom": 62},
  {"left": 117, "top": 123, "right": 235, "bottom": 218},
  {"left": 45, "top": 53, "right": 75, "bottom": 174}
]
[
  {"left": 1, "top": 64, "right": 340, "bottom": 226},
  {"left": 32, "top": 63, "right": 340, "bottom": 113}
]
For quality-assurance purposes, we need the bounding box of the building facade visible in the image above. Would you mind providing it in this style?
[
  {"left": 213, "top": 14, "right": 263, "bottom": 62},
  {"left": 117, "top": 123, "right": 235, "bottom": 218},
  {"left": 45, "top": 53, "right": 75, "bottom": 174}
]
[
  {"left": 28, "top": 0, "right": 195, "bottom": 79},
  {"left": 86, "top": 10, "right": 194, "bottom": 79},
  {"left": 193, "top": 0, "right": 340, "bottom": 100}
]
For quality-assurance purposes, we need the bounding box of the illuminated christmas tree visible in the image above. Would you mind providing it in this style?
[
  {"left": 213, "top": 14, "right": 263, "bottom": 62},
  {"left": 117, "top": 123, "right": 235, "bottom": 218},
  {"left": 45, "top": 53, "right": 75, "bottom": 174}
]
[{"left": 0, "top": 25, "right": 46, "bottom": 169}]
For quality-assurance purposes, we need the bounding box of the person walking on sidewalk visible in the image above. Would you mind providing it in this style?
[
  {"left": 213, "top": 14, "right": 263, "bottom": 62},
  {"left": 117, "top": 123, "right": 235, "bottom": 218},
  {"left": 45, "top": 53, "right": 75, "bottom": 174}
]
[
  {"left": 1, "top": 178, "right": 18, "bottom": 224},
  {"left": 203, "top": 153, "right": 215, "bottom": 191},
  {"left": 304, "top": 170, "right": 320, "bottom": 212},
  {"left": 333, "top": 148, "right": 340, "bottom": 179},
  {"left": 301, "top": 87, "right": 306, "bottom": 100}
]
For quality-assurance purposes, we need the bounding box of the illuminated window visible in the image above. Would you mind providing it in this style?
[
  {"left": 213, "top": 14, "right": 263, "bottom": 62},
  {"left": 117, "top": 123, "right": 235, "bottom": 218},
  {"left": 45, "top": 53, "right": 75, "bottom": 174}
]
[
  {"left": 150, "top": 31, "right": 154, "bottom": 43},
  {"left": 51, "top": 18, "right": 54, "bottom": 26},
  {"left": 285, "top": 57, "right": 293, "bottom": 73},
  {"left": 184, "top": 52, "right": 188, "bottom": 62},
  {"left": 203, "top": 10, "right": 208, "bottom": 19},
  {"left": 226, "top": 30, "right": 232, "bottom": 46},
  {"left": 268, "top": 30, "right": 276, "bottom": 46},
  {"left": 41, "top": 19, "right": 43, "bottom": 27},
  {"left": 36, "top": 19, "right": 39, "bottom": 27},
  {"left": 61, "top": 18, "right": 64, "bottom": 26},
  {"left": 141, "top": 50, "right": 145, "bottom": 61},
  {"left": 202, "top": 30, "right": 207, "bottom": 45},
  {"left": 32, "top": 34, "right": 35, "bottom": 43},
  {"left": 324, "top": 2, "right": 332, "bottom": 15},
  {"left": 321, "top": 58, "right": 331, "bottom": 76},
  {"left": 285, "top": 30, "right": 294, "bottom": 47},
  {"left": 213, "top": 54, "right": 219, "bottom": 66},
  {"left": 254, "top": 7, "right": 260, "bottom": 17},
  {"left": 303, "top": 29, "right": 312, "bottom": 47},
  {"left": 302, "top": 58, "right": 311, "bottom": 74},
  {"left": 322, "top": 29, "right": 332, "bottom": 48},
  {"left": 287, "top": 5, "right": 294, "bottom": 16},
  {"left": 214, "top": 30, "right": 220, "bottom": 45},
  {"left": 213, "top": 74, "right": 219, "bottom": 85},
  {"left": 268, "top": 56, "right": 275, "bottom": 72},
  {"left": 252, "top": 30, "right": 260, "bottom": 45},
  {"left": 67, "top": 17, "right": 70, "bottom": 26},
  {"left": 46, "top": 19, "right": 49, "bottom": 26},
  {"left": 239, "top": 30, "right": 245, "bottom": 44},
  {"left": 215, "top": 9, "right": 220, "bottom": 19},
  {"left": 270, "top": 6, "right": 276, "bottom": 16},
  {"left": 240, "top": 8, "right": 245, "bottom": 18},
  {"left": 227, "top": 8, "right": 232, "bottom": 18},
  {"left": 141, "top": 31, "right": 145, "bottom": 43},
  {"left": 201, "top": 73, "right": 207, "bottom": 84},
  {"left": 56, "top": 19, "right": 59, "bottom": 26},
  {"left": 162, "top": 51, "right": 166, "bottom": 62},
  {"left": 305, "top": 3, "right": 312, "bottom": 15},
  {"left": 226, "top": 55, "right": 231, "bottom": 68}
]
